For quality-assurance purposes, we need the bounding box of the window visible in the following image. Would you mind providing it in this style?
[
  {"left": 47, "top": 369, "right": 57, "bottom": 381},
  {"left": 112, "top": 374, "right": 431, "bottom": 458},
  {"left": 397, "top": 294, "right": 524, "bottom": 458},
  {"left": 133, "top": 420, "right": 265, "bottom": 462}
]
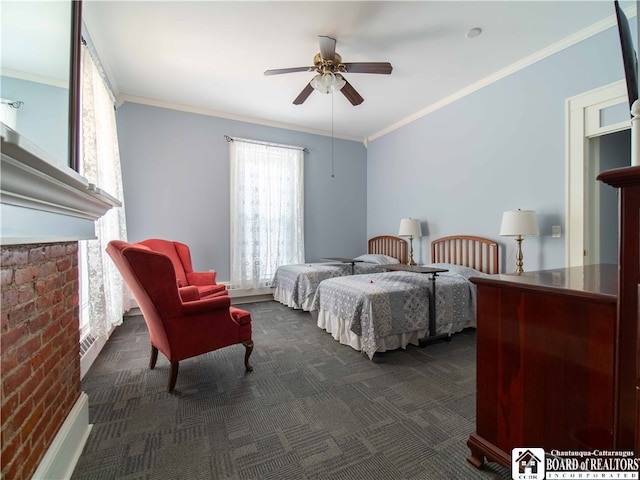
[
  {"left": 230, "top": 138, "right": 304, "bottom": 289},
  {"left": 78, "top": 43, "right": 130, "bottom": 359}
]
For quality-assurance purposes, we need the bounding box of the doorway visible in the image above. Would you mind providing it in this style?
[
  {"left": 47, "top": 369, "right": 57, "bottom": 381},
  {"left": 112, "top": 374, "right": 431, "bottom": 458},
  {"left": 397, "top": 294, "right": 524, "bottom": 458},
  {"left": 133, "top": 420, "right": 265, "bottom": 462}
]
[
  {"left": 566, "top": 80, "right": 631, "bottom": 266},
  {"left": 586, "top": 130, "right": 631, "bottom": 264}
]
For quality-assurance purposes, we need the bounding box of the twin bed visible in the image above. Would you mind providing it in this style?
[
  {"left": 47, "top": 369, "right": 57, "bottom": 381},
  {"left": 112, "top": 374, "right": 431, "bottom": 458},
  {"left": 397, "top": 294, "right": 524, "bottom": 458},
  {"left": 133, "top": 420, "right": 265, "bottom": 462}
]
[
  {"left": 272, "top": 235, "right": 407, "bottom": 311},
  {"left": 273, "top": 235, "right": 499, "bottom": 359}
]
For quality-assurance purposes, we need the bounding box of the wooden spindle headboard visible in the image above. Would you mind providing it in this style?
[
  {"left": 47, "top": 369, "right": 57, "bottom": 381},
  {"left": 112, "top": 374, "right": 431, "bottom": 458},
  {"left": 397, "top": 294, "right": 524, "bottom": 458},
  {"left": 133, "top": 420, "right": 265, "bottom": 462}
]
[
  {"left": 431, "top": 235, "right": 499, "bottom": 274},
  {"left": 368, "top": 235, "right": 407, "bottom": 265}
]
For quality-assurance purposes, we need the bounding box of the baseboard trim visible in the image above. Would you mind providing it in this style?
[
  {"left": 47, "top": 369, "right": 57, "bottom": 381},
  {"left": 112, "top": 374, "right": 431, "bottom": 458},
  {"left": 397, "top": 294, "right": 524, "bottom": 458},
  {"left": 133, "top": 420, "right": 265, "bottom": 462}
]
[
  {"left": 126, "top": 289, "right": 274, "bottom": 309},
  {"left": 231, "top": 293, "right": 274, "bottom": 304},
  {"left": 32, "top": 392, "right": 92, "bottom": 480}
]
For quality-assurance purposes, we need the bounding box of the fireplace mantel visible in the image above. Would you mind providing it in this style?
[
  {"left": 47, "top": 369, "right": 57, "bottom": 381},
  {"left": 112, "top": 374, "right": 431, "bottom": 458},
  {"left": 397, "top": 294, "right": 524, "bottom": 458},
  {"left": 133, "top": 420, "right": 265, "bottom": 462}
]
[{"left": 1, "top": 124, "right": 120, "bottom": 245}]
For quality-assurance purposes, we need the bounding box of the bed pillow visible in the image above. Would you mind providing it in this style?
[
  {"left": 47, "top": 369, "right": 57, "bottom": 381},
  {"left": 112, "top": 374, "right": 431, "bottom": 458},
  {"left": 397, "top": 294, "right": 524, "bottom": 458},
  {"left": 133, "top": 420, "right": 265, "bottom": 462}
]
[
  {"left": 354, "top": 254, "right": 400, "bottom": 265},
  {"left": 427, "top": 263, "right": 486, "bottom": 279}
]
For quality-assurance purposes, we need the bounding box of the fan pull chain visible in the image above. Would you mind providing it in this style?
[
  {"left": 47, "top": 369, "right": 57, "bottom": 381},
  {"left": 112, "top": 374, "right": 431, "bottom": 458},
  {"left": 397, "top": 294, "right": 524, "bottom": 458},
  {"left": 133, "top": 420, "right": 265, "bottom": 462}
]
[{"left": 331, "top": 90, "right": 335, "bottom": 178}]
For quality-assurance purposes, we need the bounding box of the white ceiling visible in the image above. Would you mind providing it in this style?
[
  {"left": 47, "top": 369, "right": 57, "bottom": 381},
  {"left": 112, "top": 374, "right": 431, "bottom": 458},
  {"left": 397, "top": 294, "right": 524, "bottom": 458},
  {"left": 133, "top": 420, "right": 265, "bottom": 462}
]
[{"left": 82, "top": 1, "right": 628, "bottom": 142}]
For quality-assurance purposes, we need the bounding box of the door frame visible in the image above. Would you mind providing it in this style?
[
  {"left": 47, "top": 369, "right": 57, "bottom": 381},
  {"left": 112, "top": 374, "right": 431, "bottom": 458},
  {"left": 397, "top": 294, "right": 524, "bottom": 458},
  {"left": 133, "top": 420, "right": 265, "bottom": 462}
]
[{"left": 565, "top": 80, "right": 630, "bottom": 267}]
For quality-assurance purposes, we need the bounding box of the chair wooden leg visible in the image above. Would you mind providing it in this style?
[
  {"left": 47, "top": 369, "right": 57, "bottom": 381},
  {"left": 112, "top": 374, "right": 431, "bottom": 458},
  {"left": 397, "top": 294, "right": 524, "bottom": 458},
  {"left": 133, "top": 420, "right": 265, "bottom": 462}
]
[
  {"left": 149, "top": 345, "right": 159, "bottom": 369},
  {"left": 168, "top": 362, "right": 179, "bottom": 393},
  {"left": 243, "top": 340, "right": 254, "bottom": 372}
]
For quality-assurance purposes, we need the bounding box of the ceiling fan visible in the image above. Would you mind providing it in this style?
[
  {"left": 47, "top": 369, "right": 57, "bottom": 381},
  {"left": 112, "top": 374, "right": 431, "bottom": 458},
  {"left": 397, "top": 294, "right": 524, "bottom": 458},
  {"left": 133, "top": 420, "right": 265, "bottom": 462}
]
[{"left": 264, "top": 35, "right": 393, "bottom": 106}]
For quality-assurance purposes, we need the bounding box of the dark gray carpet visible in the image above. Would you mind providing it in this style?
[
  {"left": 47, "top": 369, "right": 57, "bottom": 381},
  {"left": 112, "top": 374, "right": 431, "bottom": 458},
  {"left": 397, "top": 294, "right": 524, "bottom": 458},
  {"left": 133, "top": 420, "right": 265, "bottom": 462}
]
[{"left": 72, "top": 300, "right": 510, "bottom": 480}]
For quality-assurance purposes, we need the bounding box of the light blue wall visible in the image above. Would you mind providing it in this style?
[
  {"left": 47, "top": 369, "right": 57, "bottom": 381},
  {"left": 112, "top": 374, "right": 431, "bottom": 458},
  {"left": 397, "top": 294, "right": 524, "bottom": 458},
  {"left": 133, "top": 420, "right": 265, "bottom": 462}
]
[
  {"left": 115, "top": 21, "right": 632, "bottom": 277},
  {"left": 0, "top": 76, "right": 69, "bottom": 167},
  {"left": 367, "top": 26, "right": 629, "bottom": 272},
  {"left": 116, "top": 103, "right": 367, "bottom": 281}
]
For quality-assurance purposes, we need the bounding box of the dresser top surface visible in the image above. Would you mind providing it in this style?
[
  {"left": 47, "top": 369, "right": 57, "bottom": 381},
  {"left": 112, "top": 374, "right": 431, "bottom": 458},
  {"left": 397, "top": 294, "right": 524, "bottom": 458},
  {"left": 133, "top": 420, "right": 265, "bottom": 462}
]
[{"left": 471, "top": 264, "right": 618, "bottom": 299}]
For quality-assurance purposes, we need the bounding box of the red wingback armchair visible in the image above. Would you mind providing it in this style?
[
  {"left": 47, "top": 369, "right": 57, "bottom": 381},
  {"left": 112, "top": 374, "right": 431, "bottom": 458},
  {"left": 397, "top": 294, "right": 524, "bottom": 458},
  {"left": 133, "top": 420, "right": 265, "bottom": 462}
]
[
  {"left": 135, "top": 238, "right": 227, "bottom": 298},
  {"left": 106, "top": 240, "right": 253, "bottom": 393}
]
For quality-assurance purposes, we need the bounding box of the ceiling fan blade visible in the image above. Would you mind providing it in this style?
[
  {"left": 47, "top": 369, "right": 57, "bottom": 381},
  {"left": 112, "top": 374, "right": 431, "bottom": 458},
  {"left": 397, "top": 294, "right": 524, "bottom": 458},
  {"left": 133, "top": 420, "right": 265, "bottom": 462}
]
[
  {"left": 264, "top": 66, "right": 314, "bottom": 76},
  {"left": 342, "top": 62, "right": 393, "bottom": 75},
  {"left": 318, "top": 35, "right": 336, "bottom": 62},
  {"left": 293, "top": 83, "right": 314, "bottom": 105},
  {"left": 340, "top": 80, "right": 364, "bottom": 106}
]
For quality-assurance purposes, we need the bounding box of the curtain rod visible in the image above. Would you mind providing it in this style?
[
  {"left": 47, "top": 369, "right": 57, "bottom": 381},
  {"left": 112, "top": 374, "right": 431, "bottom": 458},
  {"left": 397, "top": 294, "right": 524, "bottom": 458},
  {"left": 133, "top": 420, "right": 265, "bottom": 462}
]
[
  {"left": 1, "top": 99, "right": 23, "bottom": 108},
  {"left": 224, "top": 135, "right": 309, "bottom": 153}
]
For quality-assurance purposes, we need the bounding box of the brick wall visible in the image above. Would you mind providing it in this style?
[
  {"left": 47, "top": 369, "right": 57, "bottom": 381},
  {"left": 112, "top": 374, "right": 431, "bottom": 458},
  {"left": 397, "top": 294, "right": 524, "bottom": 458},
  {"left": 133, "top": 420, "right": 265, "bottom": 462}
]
[{"left": 1, "top": 242, "right": 81, "bottom": 480}]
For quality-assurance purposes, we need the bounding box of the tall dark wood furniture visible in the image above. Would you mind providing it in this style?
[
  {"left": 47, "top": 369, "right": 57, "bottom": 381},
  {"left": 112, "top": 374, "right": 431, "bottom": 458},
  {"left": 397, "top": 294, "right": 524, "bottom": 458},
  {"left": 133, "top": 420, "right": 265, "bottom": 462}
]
[
  {"left": 467, "top": 165, "right": 640, "bottom": 469},
  {"left": 597, "top": 165, "right": 640, "bottom": 454}
]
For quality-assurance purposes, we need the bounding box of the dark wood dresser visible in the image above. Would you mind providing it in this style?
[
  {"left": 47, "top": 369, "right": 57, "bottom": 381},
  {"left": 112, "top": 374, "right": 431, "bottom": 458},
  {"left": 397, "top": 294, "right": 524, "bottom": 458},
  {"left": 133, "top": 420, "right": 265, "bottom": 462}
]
[
  {"left": 466, "top": 265, "right": 618, "bottom": 468},
  {"left": 467, "top": 165, "right": 640, "bottom": 469}
]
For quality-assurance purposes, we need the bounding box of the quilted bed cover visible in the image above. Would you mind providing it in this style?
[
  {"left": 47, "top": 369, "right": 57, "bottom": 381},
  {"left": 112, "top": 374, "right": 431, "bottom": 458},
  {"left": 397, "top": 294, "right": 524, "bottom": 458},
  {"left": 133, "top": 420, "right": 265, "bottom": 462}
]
[
  {"left": 271, "top": 262, "right": 382, "bottom": 311},
  {"left": 311, "top": 264, "right": 484, "bottom": 359}
]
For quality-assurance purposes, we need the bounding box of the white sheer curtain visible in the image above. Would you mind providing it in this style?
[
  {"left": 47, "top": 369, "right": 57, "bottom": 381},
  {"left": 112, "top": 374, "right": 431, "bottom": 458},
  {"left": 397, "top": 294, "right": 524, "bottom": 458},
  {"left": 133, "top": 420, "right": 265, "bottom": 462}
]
[
  {"left": 80, "top": 45, "right": 131, "bottom": 338},
  {"left": 230, "top": 139, "right": 304, "bottom": 289}
]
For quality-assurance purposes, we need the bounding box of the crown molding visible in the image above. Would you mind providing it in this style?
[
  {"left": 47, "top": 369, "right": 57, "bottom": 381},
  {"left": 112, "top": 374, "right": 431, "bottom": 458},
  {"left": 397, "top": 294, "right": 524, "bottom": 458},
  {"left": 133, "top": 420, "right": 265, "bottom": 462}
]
[
  {"left": 367, "top": 6, "right": 636, "bottom": 143},
  {"left": 0, "top": 68, "right": 68, "bottom": 89},
  {"left": 117, "top": 93, "right": 365, "bottom": 144}
]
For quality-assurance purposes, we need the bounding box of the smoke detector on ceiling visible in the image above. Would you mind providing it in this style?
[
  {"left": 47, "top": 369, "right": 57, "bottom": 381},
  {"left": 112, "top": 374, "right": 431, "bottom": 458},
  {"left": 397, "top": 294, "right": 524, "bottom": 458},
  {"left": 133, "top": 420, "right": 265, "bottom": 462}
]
[{"left": 466, "top": 27, "right": 482, "bottom": 39}]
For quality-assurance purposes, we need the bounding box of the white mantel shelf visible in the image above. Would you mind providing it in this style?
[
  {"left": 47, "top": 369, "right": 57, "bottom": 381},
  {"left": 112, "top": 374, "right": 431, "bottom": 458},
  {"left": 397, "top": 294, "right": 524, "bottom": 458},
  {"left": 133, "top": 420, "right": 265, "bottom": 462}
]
[{"left": 1, "top": 124, "right": 120, "bottom": 245}]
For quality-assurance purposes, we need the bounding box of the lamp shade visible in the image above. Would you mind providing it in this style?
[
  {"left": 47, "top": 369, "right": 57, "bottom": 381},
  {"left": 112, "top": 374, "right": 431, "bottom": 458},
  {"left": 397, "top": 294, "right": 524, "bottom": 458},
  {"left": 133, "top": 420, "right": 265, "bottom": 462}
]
[
  {"left": 310, "top": 74, "right": 330, "bottom": 93},
  {"left": 398, "top": 218, "right": 422, "bottom": 237},
  {"left": 333, "top": 74, "right": 346, "bottom": 91},
  {"left": 499, "top": 210, "right": 539, "bottom": 236},
  {"left": 310, "top": 72, "right": 346, "bottom": 94}
]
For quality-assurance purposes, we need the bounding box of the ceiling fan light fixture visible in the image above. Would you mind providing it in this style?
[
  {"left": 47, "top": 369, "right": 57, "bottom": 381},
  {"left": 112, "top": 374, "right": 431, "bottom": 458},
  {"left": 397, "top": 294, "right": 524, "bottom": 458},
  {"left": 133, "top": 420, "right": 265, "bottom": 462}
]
[
  {"left": 310, "top": 74, "right": 329, "bottom": 94},
  {"left": 266, "top": 35, "right": 392, "bottom": 105},
  {"left": 310, "top": 72, "right": 345, "bottom": 94}
]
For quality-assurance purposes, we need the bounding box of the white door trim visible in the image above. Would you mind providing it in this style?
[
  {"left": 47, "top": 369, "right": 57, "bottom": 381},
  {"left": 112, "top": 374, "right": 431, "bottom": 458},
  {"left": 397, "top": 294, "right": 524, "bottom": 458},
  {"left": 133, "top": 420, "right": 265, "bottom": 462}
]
[{"left": 565, "top": 80, "right": 629, "bottom": 267}]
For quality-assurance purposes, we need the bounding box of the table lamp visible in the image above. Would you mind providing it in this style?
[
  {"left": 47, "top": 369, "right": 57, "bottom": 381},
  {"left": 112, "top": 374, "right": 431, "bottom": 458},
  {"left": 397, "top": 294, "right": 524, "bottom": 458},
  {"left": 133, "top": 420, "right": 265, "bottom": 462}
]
[
  {"left": 499, "top": 209, "right": 539, "bottom": 274},
  {"left": 398, "top": 218, "right": 422, "bottom": 265}
]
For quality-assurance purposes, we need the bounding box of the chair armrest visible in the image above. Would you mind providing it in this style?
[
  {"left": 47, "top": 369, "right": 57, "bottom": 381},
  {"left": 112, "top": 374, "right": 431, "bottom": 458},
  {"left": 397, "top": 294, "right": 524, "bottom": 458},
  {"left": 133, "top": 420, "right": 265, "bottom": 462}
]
[
  {"left": 180, "top": 294, "right": 231, "bottom": 315},
  {"left": 204, "top": 284, "right": 227, "bottom": 294},
  {"left": 206, "top": 288, "right": 229, "bottom": 297},
  {"left": 186, "top": 271, "right": 217, "bottom": 286},
  {"left": 178, "top": 286, "right": 200, "bottom": 302},
  {"left": 230, "top": 307, "right": 252, "bottom": 326}
]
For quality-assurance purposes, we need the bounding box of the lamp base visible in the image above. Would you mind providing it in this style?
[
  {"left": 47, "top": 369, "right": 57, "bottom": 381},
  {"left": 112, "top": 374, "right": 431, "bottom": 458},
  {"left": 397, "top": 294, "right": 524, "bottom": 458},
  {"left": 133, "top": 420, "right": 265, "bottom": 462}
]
[
  {"left": 408, "top": 237, "right": 417, "bottom": 266},
  {"left": 514, "top": 236, "right": 524, "bottom": 274}
]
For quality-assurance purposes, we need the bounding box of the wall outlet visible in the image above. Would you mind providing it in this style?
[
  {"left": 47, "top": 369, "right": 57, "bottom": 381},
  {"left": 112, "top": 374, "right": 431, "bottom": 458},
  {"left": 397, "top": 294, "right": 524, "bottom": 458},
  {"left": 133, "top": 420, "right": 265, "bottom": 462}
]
[{"left": 552, "top": 225, "right": 562, "bottom": 238}]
